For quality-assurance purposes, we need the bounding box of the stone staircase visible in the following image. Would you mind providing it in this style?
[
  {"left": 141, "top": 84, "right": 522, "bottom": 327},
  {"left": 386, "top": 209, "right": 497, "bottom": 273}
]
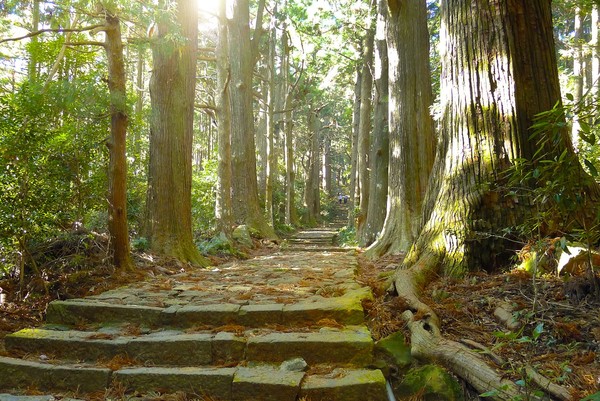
[
  {"left": 0, "top": 249, "right": 387, "bottom": 400},
  {"left": 283, "top": 203, "right": 350, "bottom": 253}
]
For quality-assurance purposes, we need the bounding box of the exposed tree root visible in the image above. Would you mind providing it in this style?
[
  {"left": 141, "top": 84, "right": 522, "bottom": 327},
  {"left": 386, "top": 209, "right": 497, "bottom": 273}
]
[{"left": 393, "top": 253, "right": 573, "bottom": 401}]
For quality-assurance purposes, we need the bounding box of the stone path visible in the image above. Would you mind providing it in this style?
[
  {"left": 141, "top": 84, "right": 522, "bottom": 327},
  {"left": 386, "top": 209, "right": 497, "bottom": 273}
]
[{"left": 0, "top": 219, "right": 388, "bottom": 401}]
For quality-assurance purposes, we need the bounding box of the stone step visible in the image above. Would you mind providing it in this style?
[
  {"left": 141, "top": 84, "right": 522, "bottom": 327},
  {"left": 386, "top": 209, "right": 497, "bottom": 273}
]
[
  {"left": 0, "top": 356, "right": 386, "bottom": 401},
  {"left": 288, "top": 236, "right": 334, "bottom": 241},
  {"left": 0, "top": 356, "right": 110, "bottom": 393},
  {"left": 5, "top": 326, "right": 372, "bottom": 367},
  {"left": 284, "top": 246, "right": 347, "bottom": 253},
  {"left": 46, "top": 288, "right": 371, "bottom": 328}
]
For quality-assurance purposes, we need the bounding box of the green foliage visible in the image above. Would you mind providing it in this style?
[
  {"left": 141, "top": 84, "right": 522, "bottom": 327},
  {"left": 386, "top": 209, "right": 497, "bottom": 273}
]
[
  {"left": 582, "top": 392, "right": 600, "bottom": 401},
  {"left": 337, "top": 225, "right": 357, "bottom": 247},
  {"left": 192, "top": 159, "right": 217, "bottom": 234}
]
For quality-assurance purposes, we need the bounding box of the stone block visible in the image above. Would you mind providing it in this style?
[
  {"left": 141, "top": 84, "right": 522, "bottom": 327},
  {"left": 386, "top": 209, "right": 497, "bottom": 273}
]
[{"left": 232, "top": 366, "right": 304, "bottom": 401}]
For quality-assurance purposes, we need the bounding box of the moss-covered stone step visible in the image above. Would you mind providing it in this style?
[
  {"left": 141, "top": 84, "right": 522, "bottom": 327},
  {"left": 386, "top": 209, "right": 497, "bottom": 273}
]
[
  {"left": 6, "top": 325, "right": 372, "bottom": 367},
  {"left": 5, "top": 328, "right": 241, "bottom": 366},
  {"left": 45, "top": 287, "right": 371, "bottom": 328},
  {"left": 114, "top": 366, "right": 386, "bottom": 401},
  {"left": 299, "top": 368, "right": 388, "bottom": 401},
  {"left": 0, "top": 356, "right": 386, "bottom": 401},
  {"left": 0, "top": 356, "right": 110, "bottom": 393},
  {"left": 246, "top": 326, "right": 373, "bottom": 365}
]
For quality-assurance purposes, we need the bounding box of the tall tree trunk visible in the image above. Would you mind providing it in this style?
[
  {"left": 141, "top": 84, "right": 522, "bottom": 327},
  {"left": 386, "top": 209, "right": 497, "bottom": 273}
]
[
  {"left": 228, "top": 0, "right": 276, "bottom": 239},
  {"left": 356, "top": 26, "right": 375, "bottom": 243},
  {"left": 591, "top": 5, "right": 600, "bottom": 103},
  {"left": 572, "top": 6, "right": 585, "bottom": 149},
  {"left": 284, "top": 101, "right": 298, "bottom": 225},
  {"left": 103, "top": 11, "right": 132, "bottom": 270},
  {"left": 215, "top": 0, "right": 233, "bottom": 234},
  {"left": 402, "top": 0, "right": 594, "bottom": 279},
  {"left": 390, "top": 1, "right": 595, "bottom": 397},
  {"left": 146, "top": 0, "right": 209, "bottom": 265},
  {"left": 28, "top": 0, "right": 40, "bottom": 81},
  {"left": 348, "top": 68, "right": 362, "bottom": 228},
  {"left": 304, "top": 110, "right": 321, "bottom": 226},
  {"left": 365, "top": 0, "right": 435, "bottom": 258},
  {"left": 362, "top": 0, "right": 389, "bottom": 247},
  {"left": 133, "top": 45, "right": 145, "bottom": 173},
  {"left": 265, "top": 13, "right": 277, "bottom": 227},
  {"left": 322, "top": 135, "right": 332, "bottom": 197}
]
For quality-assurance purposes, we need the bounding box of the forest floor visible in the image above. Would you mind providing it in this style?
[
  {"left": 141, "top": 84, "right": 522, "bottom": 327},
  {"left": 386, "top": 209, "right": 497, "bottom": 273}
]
[{"left": 0, "top": 231, "right": 599, "bottom": 399}]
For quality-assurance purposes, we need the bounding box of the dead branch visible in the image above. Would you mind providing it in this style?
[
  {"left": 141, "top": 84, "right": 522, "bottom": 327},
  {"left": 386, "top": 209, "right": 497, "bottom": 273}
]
[
  {"left": 525, "top": 365, "right": 572, "bottom": 401},
  {"left": 0, "top": 25, "right": 105, "bottom": 44}
]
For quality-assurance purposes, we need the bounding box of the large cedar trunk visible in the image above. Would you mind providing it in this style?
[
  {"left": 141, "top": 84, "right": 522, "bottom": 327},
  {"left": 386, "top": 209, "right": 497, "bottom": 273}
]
[
  {"left": 361, "top": 0, "right": 389, "bottom": 247},
  {"left": 365, "top": 0, "right": 435, "bottom": 258},
  {"left": 390, "top": 2, "right": 594, "bottom": 398},
  {"left": 228, "top": 0, "right": 276, "bottom": 238},
  {"left": 146, "top": 0, "right": 209, "bottom": 266},
  {"left": 400, "top": 0, "right": 591, "bottom": 277},
  {"left": 104, "top": 12, "right": 132, "bottom": 270}
]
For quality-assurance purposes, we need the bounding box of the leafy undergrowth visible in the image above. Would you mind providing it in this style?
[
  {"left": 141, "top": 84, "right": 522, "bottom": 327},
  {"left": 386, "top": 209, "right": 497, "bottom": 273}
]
[
  {"left": 358, "top": 254, "right": 600, "bottom": 400},
  {"left": 0, "top": 231, "right": 251, "bottom": 343}
]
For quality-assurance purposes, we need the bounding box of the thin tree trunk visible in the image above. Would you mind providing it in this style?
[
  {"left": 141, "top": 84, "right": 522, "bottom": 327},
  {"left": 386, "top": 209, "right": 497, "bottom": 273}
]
[
  {"left": 265, "top": 14, "right": 277, "bottom": 227},
  {"left": 28, "top": 0, "right": 40, "bottom": 81},
  {"left": 322, "top": 135, "right": 332, "bottom": 197},
  {"left": 592, "top": 5, "right": 600, "bottom": 103},
  {"left": 103, "top": 11, "right": 132, "bottom": 270},
  {"left": 365, "top": 0, "right": 435, "bottom": 258},
  {"left": 348, "top": 68, "right": 362, "bottom": 228},
  {"left": 215, "top": 0, "right": 233, "bottom": 234},
  {"left": 572, "top": 7, "right": 584, "bottom": 149},
  {"left": 304, "top": 110, "right": 321, "bottom": 226},
  {"left": 362, "top": 0, "right": 389, "bottom": 247},
  {"left": 133, "top": 46, "right": 145, "bottom": 172}
]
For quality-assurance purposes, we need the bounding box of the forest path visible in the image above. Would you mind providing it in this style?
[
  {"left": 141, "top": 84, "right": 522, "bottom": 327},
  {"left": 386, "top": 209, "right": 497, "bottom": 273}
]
[{"left": 0, "top": 218, "right": 388, "bottom": 400}]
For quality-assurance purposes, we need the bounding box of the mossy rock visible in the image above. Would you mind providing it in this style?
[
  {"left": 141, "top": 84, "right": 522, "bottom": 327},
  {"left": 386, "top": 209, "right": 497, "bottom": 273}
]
[
  {"left": 374, "top": 332, "right": 412, "bottom": 371},
  {"left": 199, "top": 232, "right": 238, "bottom": 256},
  {"left": 395, "top": 364, "right": 463, "bottom": 401}
]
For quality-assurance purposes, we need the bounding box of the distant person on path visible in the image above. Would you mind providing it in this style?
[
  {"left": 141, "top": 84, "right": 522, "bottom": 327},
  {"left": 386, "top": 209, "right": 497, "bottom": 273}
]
[{"left": 337, "top": 192, "right": 343, "bottom": 204}]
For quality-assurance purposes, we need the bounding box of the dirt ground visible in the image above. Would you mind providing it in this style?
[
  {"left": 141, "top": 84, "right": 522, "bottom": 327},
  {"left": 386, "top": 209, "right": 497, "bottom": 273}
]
[
  {"left": 1, "top": 235, "right": 599, "bottom": 400},
  {"left": 358, "top": 254, "right": 600, "bottom": 400}
]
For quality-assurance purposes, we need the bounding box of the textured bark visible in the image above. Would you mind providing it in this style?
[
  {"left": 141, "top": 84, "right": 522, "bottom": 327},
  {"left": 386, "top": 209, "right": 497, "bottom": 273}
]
[
  {"left": 228, "top": 0, "right": 276, "bottom": 238},
  {"left": 347, "top": 68, "right": 362, "bottom": 228},
  {"left": 133, "top": 45, "right": 145, "bottom": 172},
  {"left": 356, "top": 25, "right": 375, "bottom": 244},
  {"left": 391, "top": 2, "right": 587, "bottom": 398},
  {"left": 365, "top": 0, "right": 435, "bottom": 257},
  {"left": 572, "top": 7, "right": 584, "bottom": 148},
  {"left": 146, "top": 0, "right": 209, "bottom": 265},
  {"left": 593, "top": 6, "right": 600, "bottom": 102},
  {"left": 304, "top": 110, "right": 321, "bottom": 226},
  {"left": 104, "top": 12, "right": 132, "bottom": 270},
  {"left": 322, "top": 135, "right": 332, "bottom": 197},
  {"left": 400, "top": 0, "right": 588, "bottom": 277},
  {"left": 215, "top": 0, "right": 233, "bottom": 234},
  {"left": 282, "top": 13, "right": 298, "bottom": 226},
  {"left": 265, "top": 15, "right": 277, "bottom": 227},
  {"left": 361, "top": 0, "right": 389, "bottom": 247}
]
